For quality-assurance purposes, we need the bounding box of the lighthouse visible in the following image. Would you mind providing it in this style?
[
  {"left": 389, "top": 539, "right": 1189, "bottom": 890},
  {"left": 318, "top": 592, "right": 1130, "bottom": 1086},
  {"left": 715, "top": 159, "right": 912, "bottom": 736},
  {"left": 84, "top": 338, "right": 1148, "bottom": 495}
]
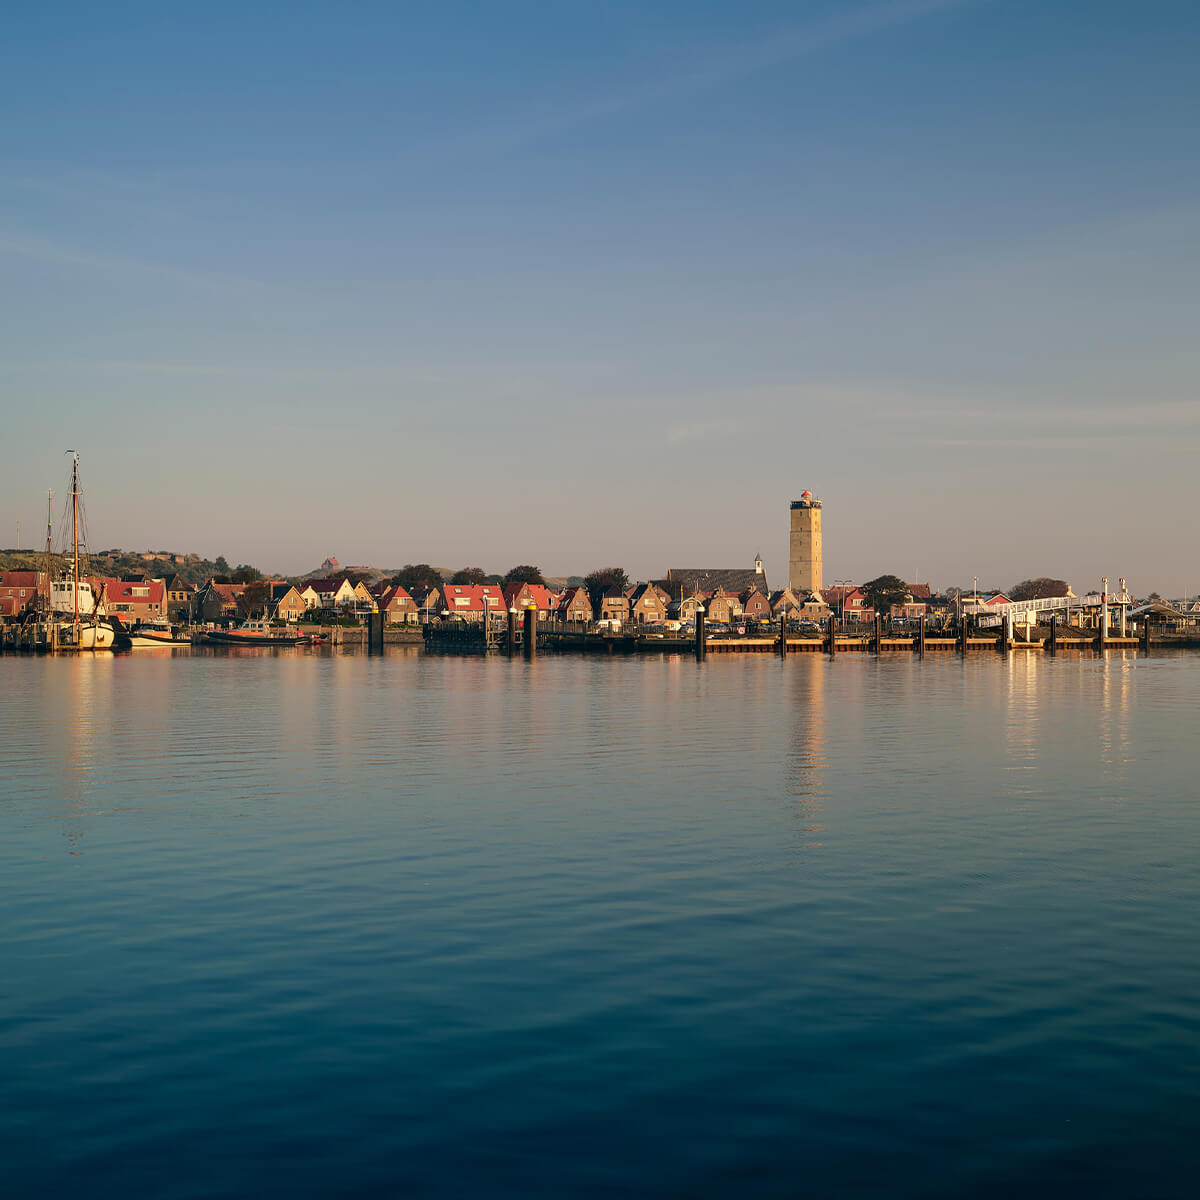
[{"left": 788, "top": 491, "right": 823, "bottom": 593}]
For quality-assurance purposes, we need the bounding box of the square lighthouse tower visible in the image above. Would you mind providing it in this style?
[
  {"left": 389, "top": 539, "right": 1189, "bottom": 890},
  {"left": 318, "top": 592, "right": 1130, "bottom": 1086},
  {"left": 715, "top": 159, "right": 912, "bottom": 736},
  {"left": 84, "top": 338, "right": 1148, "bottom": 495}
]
[{"left": 789, "top": 492, "right": 823, "bottom": 593}]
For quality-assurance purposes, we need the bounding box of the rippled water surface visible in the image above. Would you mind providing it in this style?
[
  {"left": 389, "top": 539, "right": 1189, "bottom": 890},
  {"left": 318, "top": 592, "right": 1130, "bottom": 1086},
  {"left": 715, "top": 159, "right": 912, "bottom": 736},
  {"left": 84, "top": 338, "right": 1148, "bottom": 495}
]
[{"left": 2, "top": 648, "right": 1199, "bottom": 1197}]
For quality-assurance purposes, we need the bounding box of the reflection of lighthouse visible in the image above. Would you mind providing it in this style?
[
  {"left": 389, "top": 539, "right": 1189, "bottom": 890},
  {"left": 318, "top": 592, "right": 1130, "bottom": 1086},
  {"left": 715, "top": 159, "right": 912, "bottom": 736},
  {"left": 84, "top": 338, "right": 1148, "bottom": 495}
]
[{"left": 789, "top": 491, "right": 823, "bottom": 592}]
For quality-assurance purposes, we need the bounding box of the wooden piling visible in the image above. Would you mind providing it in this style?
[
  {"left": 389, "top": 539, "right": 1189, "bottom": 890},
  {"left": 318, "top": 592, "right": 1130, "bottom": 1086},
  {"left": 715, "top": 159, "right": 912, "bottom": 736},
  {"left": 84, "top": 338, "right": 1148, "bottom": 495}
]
[
  {"left": 875, "top": 614, "right": 882, "bottom": 656},
  {"left": 778, "top": 616, "right": 787, "bottom": 659},
  {"left": 918, "top": 613, "right": 926, "bottom": 658},
  {"left": 1141, "top": 618, "right": 1151, "bottom": 653},
  {"left": 506, "top": 607, "right": 516, "bottom": 657},
  {"left": 1048, "top": 612, "right": 1057, "bottom": 655},
  {"left": 367, "top": 611, "right": 384, "bottom": 653},
  {"left": 827, "top": 615, "right": 836, "bottom": 657},
  {"left": 523, "top": 606, "right": 536, "bottom": 660},
  {"left": 695, "top": 608, "right": 706, "bottom": 662}
]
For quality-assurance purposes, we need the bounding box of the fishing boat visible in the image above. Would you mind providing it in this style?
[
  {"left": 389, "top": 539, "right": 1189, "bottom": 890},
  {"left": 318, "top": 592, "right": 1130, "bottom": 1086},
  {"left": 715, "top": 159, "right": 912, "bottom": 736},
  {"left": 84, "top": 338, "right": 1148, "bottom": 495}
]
[{"left": 47, "top": 452, "right": 115, "bottom": 652}]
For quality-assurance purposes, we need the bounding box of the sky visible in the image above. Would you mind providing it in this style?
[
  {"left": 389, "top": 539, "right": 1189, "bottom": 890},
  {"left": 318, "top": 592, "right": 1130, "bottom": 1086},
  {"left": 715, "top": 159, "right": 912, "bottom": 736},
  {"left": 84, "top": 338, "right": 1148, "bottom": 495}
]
[{"left": 2, "top": 0, "right": 1197, "bottom": 594}]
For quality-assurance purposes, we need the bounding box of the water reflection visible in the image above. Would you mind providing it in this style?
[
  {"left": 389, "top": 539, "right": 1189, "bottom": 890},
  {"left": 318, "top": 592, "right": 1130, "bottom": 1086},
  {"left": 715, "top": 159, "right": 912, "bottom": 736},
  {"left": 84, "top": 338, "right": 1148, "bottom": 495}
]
[{"left": 786, "top": 658, "right": 827, "bottom": 847}]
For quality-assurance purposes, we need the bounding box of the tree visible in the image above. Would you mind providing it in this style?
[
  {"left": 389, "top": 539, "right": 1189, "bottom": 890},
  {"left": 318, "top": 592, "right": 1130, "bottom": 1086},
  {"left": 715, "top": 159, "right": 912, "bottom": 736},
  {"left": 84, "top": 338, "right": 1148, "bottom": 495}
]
[
  {"left": 393, "top": 563, "right": 443, "bottom": 592},
  {"left": 1009, "top": 577, "right": 1069, "bottom": 602},
  {"left": 861, "top": 574, "right": 910, "bottom": 614},
  {"left": 232, "top": 564, "right": 262, "bottom": 583},
  {"left": 503, "top": 564, "right": 545, "bottom": 586},
  {"left": 584, "top": 567, "right": 628, "bottom": 602},
  {"left": 213, "top": 555, "right": 230, "bottom": 576},
  {"left": 238, "top": 580, "right": 269, "bottom": 616},
  {"left": 451, "top": 566, "right": 488, "bottom": 585}
]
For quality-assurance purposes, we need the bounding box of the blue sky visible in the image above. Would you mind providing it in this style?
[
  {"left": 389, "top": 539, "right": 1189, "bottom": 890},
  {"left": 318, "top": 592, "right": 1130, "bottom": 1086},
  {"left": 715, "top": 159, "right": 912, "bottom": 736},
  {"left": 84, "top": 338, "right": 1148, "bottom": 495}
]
[{"left": 2, "top": 1, "right": 1197, "bottom": 593}]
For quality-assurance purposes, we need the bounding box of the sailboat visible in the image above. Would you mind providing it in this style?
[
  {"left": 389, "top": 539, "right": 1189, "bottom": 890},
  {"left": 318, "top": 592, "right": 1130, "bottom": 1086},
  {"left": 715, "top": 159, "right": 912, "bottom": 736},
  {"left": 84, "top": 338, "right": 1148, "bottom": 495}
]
[{"left": 48, "top": 452, "right": 115, "bottom": 651}]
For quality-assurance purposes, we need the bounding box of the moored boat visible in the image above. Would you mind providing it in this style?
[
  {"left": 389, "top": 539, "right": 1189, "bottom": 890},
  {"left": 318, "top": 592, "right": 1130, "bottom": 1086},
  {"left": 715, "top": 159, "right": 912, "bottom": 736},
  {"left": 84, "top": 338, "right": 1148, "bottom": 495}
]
[
  {"left": 125, "top": 619, "right": 192, "bottom": 648},
  {"left": 204, "top": 618, "right": 309, "bottom": 646}
]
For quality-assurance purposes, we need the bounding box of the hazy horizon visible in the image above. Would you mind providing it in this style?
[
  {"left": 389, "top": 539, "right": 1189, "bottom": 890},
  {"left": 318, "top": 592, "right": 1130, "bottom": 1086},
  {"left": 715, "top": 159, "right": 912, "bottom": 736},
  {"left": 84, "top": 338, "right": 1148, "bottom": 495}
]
[{"left": 3, "top": 1, "right": 1197, "bottom": 594}]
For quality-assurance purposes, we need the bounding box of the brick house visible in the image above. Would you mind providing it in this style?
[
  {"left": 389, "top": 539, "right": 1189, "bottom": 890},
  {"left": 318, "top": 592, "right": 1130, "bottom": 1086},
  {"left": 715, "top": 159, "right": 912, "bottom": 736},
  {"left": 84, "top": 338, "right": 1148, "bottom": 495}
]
[
  {"left": 557, "top": 585, "right": 593, "bottom": 623},
  {"left": 598, "top": 586, "right": 630, "bottom": 625},
  {"left": 104, "top": 578, "right": 166, "bottom": 622},
  {"left": 740, "top": 586, "right": 772, "bottom": 620},
  {"left": 626, "top": 582, "right": 670, "bottom": 624},
  {"left": 503, "top": 582, "right": 560, "bottom": 621},
  {"left": 379, "top": 584, "right": 419, "bottom": 624},
  {"left": 0, "top": 570, "right": 47, "bottom": 619}
]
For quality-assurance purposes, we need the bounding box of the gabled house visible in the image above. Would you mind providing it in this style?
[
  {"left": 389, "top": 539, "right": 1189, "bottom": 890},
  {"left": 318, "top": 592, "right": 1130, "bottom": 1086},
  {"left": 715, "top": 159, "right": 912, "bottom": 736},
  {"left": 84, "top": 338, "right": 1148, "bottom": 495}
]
[
  {"left": 705, "top": 586, "right": 738, "bottom": 625},
  {"left": 740, "top": 586, "right": 772, "bottom": 620},
  {"left": 161, "top": 574, "right": 195, "bottom": 622},
  {"left": 626, "top": 582, "right": 670, "bottom": 624},
  {"left": 441, "top": 583, "right": 506, "bottom": 622},
  {"left": 503, "top": 582, "right": 560, "bottom": 620},
  {"left": 0, "top": 570, "right": 47, "bottom": 620},
  {"left": 598, "top": 586, "right": 630, "bottom": 625},
  {"left": 193, "top": 580, "right": 246, "bottom": 624},
  {"left": 104, "top": 578, "right": 166, "bottom": 622},
  {"left": 379, "top": 584, "right": 419, "bottom": 625},
  {"left": 274, "top": 585, "right": 307, "bottom": 623},
  {"left": 557, "top": 585, "right": 593, "bottom": 623}
]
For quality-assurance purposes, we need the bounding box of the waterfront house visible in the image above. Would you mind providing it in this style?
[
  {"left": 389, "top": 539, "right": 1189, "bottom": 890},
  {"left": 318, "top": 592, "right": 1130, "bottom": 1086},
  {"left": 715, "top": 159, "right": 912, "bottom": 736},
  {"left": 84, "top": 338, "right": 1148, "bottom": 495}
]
[
  {"left": 740, "top": 586, "right": 772, "bottom": 620},
  {"left": 193, "top": 580, "right": 245, "bottom": 624},
  {"left": 598, "top": 587, "right": 630, "bottom": 625},
  {"left": 704, "top": 586, "right": 739, "bottom": 625},
  {"left": 161, "top": 575, "right": 195, "bottom": 622},
  {"left": 104, "top": 578, "right": 166, "bottom": 622},
  {"left": 304, "top": 576, "right": 358, "bottom": 610},
  {"left": 557, "top": 585, "right": 593, "bottom": 623},
  {"left": 626, "top": 582, "right": 670, "bottom": 624},
  {"left": 503, "top": 582, "right": 560, "bottom": 620},
  {"left": 379, "top": 585, "right": 419, "bottom": 624},
  {"left": 298, "top": 583, "right": 322, "bottom": 609},
  {"left": 0, "top": 570, "right": 47, "bottom": 620},
  {"left": 443, "top": 583, "right": 507, "bottom": 622},
  {"left": 274, "top": 585, "right": 307, "bottom": 623}
]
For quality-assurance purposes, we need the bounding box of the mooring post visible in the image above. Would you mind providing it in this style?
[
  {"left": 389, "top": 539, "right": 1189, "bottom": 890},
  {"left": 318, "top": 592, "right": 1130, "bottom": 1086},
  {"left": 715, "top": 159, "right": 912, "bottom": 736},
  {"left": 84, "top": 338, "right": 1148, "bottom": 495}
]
[
  {"left": 1141, "top": 617, "right": 1151, "bottom": 654},
  {"left": 1048, "top": 612, "right": 1057, "bottom": 655},
  {"left": 778, "top": 614, "right": 787, "bottom": 659},
  {"left": 367, "top": 610, "right": 384, "bottom": 653},
  {"left": 875, "top": 613, "right": 882, "bottom": 656},
  {"left": 998, "top": 612, "right": 1008, "bottom": 656},
  {"left": 958, "top": 613, "right": 966, "bottom": 656},
  {"left": 827, "top": 613, "right": 836, "bottom": 657},
  {"left": 918, "top": 612, "right": 926, "bottom": 658},
  {"left": 523, "top": 605, "right": 536, "bottom": 660},
  {"left": 695, "top": 607, "right": 706, "bottom": 662},
  {"left": 506, "top": 607, "right": 517, "bottom": 657}
]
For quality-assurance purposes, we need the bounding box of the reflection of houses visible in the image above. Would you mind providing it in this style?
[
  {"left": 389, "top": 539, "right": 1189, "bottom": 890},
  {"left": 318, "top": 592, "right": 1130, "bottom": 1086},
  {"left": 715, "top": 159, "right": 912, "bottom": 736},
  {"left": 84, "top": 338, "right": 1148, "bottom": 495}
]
[{"left": 558, "top": 585, "right": 593, "bottom": 623}]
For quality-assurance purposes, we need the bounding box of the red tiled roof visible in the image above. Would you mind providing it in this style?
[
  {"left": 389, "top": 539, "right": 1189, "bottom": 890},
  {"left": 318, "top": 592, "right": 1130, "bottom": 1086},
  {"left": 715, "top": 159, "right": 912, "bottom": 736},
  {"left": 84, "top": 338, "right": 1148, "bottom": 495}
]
[{"left": 104, "top": 579, "right": 165, "bottom": 603}]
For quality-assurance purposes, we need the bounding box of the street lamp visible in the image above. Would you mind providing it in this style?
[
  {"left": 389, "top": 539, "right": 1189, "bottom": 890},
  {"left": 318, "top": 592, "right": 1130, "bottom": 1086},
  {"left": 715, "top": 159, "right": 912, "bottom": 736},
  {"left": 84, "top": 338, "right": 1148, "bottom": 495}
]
[{"left": 833, "top": 578, "right": 851, "bottom": 627}]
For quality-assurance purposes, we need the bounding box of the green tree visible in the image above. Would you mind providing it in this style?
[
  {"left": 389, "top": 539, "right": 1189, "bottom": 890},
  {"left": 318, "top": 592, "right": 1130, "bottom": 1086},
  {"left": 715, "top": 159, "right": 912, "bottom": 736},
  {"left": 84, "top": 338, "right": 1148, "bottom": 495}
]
[
  {"left": 861, "top": 574, "right": 909, "bottom": 614},
  {"left": 584, "top": 567, "right": 628, "bottom": 602},
  {"left": 213, "top": 555, "right": 230, "bottom": 576},
  {"left": 393, "top": 563, "right": 443, "bottom": 592},
  {"left": 232, "top": 564, "right": 263, "bottom": 583},
  {"left": 451, "top": 566, "right": 488, "bottom": 585},
  {"left": 1009, "top": 577, "right": 1069, "bottom": 602},
  {"left": 503, "top": 564, "right": 545, "bottom": 586}
]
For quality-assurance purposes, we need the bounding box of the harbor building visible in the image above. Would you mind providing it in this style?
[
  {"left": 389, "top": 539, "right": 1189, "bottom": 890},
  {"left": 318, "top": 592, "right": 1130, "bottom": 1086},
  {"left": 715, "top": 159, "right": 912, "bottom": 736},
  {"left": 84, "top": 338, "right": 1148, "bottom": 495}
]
[{"left": 789, "top": 492, "right": 823, "bottom": 593}]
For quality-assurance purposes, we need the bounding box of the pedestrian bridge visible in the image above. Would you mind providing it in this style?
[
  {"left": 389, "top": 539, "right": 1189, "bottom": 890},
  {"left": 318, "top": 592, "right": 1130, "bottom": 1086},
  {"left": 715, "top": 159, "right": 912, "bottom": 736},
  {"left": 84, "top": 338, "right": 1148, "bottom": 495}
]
[{"left": 967, "top": 591, "right": 1129, "bottom": 628}]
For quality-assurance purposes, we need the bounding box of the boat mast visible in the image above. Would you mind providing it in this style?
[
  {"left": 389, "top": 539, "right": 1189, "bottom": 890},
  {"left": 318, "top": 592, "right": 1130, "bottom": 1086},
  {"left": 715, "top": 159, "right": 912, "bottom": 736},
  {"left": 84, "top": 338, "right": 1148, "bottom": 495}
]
[
  {"left": 68, "top": 450, "right": 79, "bottom": 625},
  {"left": 45, "top": 489, "right": 53, "bottom": 615}
]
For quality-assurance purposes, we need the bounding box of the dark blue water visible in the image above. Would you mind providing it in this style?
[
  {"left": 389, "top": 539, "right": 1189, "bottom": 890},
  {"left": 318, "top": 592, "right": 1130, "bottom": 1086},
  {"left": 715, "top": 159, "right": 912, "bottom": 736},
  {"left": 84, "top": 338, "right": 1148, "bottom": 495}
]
[{"left": 2, "top": 649, "right": 1198, "bottom": 1197}]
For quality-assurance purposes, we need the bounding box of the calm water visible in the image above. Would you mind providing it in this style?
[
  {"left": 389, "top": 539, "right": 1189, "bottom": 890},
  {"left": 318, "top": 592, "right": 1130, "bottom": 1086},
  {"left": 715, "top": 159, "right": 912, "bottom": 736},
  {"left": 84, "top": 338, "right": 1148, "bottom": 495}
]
[{"left": 2, "top": 648, "right": 1198, "bottom": 1197}]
